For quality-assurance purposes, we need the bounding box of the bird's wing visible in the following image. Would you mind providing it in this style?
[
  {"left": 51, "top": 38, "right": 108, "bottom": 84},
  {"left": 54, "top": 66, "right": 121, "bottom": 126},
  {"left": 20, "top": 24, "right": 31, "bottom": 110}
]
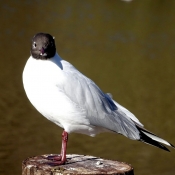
[
  {"left": 111, "top": 97, "right": 144, "bottom": 127},
  {"left": 58, "top": 60, "right": 141, "bottom": 140}
]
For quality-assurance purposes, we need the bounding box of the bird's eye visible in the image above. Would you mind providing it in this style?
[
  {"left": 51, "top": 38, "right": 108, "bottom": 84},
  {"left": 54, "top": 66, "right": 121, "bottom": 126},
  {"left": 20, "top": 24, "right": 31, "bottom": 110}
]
[{"left": 33, "top": 42, "right": 37, "bottom": 48}]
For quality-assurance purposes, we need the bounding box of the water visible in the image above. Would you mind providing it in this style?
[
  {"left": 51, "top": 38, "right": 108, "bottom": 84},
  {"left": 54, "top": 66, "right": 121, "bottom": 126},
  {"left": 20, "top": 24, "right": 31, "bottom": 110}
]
[{"left": 0, "top": 1, "right": 175, "bottom": 174}]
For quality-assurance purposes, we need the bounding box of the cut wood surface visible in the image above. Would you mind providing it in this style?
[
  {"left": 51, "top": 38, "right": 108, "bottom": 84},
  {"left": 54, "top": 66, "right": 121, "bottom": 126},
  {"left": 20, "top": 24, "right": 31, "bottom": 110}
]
[{"left": 22, "top": 154, "right": 134, "bottom": 175}]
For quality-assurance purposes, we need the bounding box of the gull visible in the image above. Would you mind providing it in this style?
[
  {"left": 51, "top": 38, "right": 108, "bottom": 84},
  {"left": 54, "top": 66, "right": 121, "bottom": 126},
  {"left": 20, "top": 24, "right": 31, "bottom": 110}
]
[{"left": 23, "top": 33, "right": 174, "bottom": 165}]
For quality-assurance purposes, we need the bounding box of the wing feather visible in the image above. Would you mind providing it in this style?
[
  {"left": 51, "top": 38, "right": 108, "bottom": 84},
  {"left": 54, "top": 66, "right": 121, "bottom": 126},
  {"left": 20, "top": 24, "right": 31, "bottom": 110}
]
[{"left": 59, "top": 60, "right": 140, "bottom": 139}]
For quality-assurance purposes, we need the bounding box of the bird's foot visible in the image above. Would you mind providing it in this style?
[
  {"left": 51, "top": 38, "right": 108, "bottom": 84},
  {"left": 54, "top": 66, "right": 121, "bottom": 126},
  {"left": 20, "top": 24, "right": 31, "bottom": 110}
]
[
  {"left": 46, "top": 155, "right": 67, "bottom": 166},
  {"left": 46, "top": 160, "right": 66, "bottom": 166},
  {"left": 47, "top": 155, "right": 62, "bottom": 161}
]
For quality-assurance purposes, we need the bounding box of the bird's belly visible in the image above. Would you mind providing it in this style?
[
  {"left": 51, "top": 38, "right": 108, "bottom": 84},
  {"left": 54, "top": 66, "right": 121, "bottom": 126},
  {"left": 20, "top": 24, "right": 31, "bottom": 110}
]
[
  {"left": 24, "top": 82, "right": 68, "bottom": 126},
  {"left": 24, "top": 83, "right": 109, "bottom": 136},
  {"left": 23, "top": 65, "right": 109, "bottom": 136}
]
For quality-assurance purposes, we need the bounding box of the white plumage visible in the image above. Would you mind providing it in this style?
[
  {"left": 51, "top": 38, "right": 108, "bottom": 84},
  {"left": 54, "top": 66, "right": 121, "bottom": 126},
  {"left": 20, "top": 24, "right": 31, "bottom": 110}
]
[
  {"left": 23, "top": 53, "right": 140, "bottom": 138},
  {"left": 22, "top": 33, "right": 174, "bottom": 164}
]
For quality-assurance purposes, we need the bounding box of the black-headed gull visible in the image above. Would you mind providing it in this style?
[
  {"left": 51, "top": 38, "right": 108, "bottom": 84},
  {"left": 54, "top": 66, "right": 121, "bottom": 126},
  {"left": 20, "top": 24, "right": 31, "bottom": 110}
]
[{"left": 23, "top": 33, "right": 174, "bottom": 165}]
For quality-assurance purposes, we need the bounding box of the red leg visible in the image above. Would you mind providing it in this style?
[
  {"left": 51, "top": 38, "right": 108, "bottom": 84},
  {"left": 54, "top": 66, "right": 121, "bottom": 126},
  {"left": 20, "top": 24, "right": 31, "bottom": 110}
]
[
  {"left": 60, "top": 130, "right": 68, "bottom": 163},
  {"left": 47, "top": 130, "right": 68, "bottom": 165}
]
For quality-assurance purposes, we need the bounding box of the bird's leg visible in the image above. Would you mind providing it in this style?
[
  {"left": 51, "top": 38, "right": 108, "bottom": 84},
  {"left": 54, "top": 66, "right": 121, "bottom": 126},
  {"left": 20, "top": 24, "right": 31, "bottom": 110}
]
[
  {"left": 47, "top": 130, "right": 68, "bottom": 165},
  {"left": 60, "top": 130, "right": 68, "bottom": 162}
]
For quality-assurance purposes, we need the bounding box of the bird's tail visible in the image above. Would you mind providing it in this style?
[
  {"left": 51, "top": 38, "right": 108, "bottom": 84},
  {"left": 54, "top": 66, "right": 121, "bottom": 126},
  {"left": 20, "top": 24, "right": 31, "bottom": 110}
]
[{"left": 136, "top": 125, "right": 175, "bottom": 152}]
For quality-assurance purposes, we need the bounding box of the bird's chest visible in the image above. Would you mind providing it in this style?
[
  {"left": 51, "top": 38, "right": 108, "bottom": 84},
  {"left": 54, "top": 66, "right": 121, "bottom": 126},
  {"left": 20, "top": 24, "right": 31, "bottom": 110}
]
[{"left": 23, "top": 61, "right": 66, "bottom": 120}]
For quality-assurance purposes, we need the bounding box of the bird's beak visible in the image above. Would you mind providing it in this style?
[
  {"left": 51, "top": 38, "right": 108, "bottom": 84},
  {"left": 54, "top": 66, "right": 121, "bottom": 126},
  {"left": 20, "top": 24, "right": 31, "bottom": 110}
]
[
  {"left": 39, "top": 47, "right": 45, "bottom": 55},
  {"left": 39, "top": 47, "right": 47, "bottom": 56}
]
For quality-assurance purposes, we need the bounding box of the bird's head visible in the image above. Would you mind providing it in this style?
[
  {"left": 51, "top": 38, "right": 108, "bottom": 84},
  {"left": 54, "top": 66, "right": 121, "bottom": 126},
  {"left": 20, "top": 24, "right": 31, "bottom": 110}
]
[{"left": 31, "top": 33, "right": 56, "bottom": 60}]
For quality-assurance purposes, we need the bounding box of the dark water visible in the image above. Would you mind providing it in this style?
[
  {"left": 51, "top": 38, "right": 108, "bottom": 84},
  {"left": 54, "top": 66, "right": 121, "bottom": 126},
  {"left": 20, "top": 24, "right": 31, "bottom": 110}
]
[{"left": 0, "top": 0, "right": 175, "bottom": 174}]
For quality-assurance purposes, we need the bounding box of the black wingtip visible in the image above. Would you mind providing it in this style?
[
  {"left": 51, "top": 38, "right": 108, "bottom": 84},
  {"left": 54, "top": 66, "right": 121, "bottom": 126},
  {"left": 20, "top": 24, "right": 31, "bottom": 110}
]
[
  {"left": 135, "top": 124, "right": 174, "bottom": 151},
  {"left": 140, "top": 139, "right": 170, "bottom": 152},
  {"left": 170, "top": 143, "right": 175, "bottom": 148},
  {"left": 139, "top": 131, "right": 170, "bottom": 152},
  {"left": 162, "top": 146, "right": 170, "bottom": 152}
]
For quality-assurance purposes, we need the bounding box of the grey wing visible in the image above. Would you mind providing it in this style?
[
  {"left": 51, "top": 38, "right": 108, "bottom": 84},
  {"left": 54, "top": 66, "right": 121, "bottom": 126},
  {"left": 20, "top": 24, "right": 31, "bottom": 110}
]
[
  {"left": 62, "top": 62, "right": 140, "bottom": 140},
  {"left": 88, "top": 83, "right": 140, "bottom": 140}
]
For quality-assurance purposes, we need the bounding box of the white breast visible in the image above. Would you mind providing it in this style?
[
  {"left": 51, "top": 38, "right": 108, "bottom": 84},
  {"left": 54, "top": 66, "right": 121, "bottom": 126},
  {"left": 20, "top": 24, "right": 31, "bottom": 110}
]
[
  {"left": 23, "top": 55, "right": 68, "bottom": 126},
  {"left": 22, "top": 54, "right": 98, "bottom": 135}
]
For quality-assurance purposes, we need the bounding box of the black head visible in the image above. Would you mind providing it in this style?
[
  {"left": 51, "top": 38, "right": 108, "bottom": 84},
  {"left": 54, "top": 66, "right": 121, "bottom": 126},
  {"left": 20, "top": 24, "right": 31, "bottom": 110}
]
[{"left": 31, "top": 33, "right": 56, "bottom": 60}]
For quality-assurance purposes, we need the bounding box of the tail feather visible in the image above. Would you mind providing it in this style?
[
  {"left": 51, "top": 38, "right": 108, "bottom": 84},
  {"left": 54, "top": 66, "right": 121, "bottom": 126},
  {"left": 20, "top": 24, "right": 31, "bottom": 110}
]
[{"left": 136, "top": 125, "right": 174, "bottom": 151}]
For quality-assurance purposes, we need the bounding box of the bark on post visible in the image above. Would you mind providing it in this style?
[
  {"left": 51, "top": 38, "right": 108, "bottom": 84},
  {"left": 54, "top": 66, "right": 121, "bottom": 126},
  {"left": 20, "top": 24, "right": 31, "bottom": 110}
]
[{"left": 22, "top": 154, "right": 134, "bottom": 175}]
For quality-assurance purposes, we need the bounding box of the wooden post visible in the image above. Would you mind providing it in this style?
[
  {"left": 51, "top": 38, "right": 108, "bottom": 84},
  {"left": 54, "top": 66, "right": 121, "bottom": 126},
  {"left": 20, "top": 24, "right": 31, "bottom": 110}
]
[{"left": 22, "top": 154, "right": 134, "bottom": 175}]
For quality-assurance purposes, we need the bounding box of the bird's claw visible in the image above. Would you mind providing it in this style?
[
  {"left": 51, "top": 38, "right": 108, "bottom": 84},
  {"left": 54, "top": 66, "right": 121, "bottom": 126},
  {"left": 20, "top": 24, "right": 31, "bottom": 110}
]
[
  {"left": 45, "top": 161, "right": 66, "bottom": 166},
  {"left": 47, "top": 155, "right": 62, "bottom": 161}
]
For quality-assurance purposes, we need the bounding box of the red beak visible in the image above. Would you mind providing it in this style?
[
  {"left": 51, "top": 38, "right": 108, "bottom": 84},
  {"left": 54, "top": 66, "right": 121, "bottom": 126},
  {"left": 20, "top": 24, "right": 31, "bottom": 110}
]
[{"left": 40, "top": 47, "right": 45, "bottom": 55}]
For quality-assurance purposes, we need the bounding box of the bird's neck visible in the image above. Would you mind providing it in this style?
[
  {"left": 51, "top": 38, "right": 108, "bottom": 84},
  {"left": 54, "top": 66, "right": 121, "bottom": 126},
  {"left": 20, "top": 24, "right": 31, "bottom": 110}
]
[{"left": 50, "top": 53, "right": 63, "bottom": 70}]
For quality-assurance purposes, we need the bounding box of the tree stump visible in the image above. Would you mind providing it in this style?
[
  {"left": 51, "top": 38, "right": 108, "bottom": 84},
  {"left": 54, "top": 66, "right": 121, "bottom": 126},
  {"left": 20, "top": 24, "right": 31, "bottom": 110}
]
[{"left": 22, "top": 154, "right": 134, "bottom": 175}]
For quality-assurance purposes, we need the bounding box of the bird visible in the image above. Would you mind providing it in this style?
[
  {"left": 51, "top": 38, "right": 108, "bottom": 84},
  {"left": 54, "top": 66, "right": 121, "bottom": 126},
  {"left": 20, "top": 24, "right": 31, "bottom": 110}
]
[{"left": 23, "top": 32, "right": 174, "bottom": 165}]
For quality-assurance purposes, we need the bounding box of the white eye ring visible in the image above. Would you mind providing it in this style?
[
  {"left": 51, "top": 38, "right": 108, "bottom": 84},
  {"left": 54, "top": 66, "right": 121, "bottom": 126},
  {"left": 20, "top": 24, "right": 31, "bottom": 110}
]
[{"left": 33, "top": 42, "right": 36, "bottom": 48}]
